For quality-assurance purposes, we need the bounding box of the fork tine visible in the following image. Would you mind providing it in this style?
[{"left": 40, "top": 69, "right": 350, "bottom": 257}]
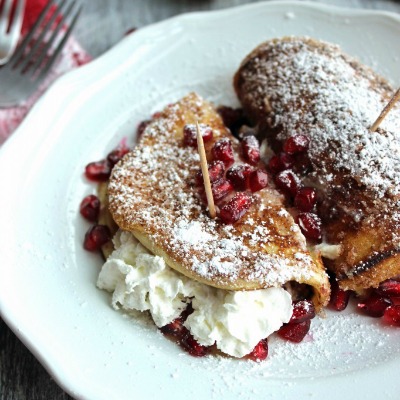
[
  {"left": 36, "top": 4, "right": 82, "bottom": 82},
  {"left": 18, "top": 0, "right": 69, "bottom": 72},
  {"left": 8, "top": 0, "right": 25, "bottom": 35},
  {"left": 28, "top": 0, "right": 77, "bottom": 76},
  {"left": 0, "top": 0, "right": 25, "bottom": 66},
  {"left": 10, "top": 0, "right": 57, "bottom": 66},
  {"left": 0, "top": 0, "right": 13, "bottom": 33}
]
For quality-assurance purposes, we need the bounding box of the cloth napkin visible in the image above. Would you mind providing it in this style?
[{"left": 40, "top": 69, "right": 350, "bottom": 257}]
[{"left": 0, "top": 0, "right": 91, "bottom": 145}]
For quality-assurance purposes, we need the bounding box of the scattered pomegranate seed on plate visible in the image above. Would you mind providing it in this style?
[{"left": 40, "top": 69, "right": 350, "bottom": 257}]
[
  {"left": 196, "top": 161, "right": 225, "bottom": 186},
  {"left": 383, "top": 305, "right": 400, "bottom": 326},
  {"left": 212, "top": 138, "right": 235, "bottom": 166},
  {"left": 283, "top": 134, "right": 310, "bottom": 155},
  {"left": 107, "top": 145, "right": 130, "bottom": 167},
  {"left": 357, "top": 293, "right": 392, "bottom": 318},
  {"left": 294, "top": 187, "right": 317, "bottom": 212},
  {"left": 83, "top": 225, "right": 112, "bottom": 251},
  {"left": 241, "top": 135, "right": 260, "bottom": 165},
  {"left": 85, "top": 160, "right": 112, "bottom": 182},
  {"left": 183, "top": 123, "right": 213, "bottom": 147},
  {"left": 268, "top": 152, "right": 294, "bottom": 174},
  {"left": 180, "top": 332, "right": 210, "bottom": 357},
  {"left": 226, "top": 164, "right": 252, "bottom": 191},
  {"left": 160, "top": 317, "right": 188, "bottom": 338},
  {"left": 278, "top": 320, "right": 311, "bottom": 343},
  {"left": 290, "top": 300, "right": 316, "bottom": 323},
  {"left": 248, "top": 169, "right": 269, "bottom": 193},
  {"left": 274, "top": 169, "right": 301, "bottom": 197},
  {"left": 376, "top": 279, "right": 400, "bottom": 297},
  {"left": 219, "top": 192, "right": 252, "bottom": 224},
  {"left": 211, "top": 179, "right": 234, "bottom": 203},
  {"left": 79, "top": 195, "right": 100, "bottom": 222},
  {"left": 247, "top": 339, "right": 268, "bottom": 361},
  {"left": 152, "top": 111, "right": 162, "bottom": 119},
  {"left": 297, "top": 212, "right": 322, "bottom": 241},
  {"left": 329, "top": 278, "right": 351, "bottom": 311}
]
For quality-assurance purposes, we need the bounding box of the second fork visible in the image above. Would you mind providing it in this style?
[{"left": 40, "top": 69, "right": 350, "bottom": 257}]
[
  {"left": 0, "top": 0, "right": 26, "bottom": 65},
  {"left": 0, "top": 0, "right": 82, "bottom": 107}
]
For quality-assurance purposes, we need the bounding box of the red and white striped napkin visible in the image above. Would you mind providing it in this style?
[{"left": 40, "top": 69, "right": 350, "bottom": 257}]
[{"left": 0, "top": 0, "right": 91, "bottom": 144}]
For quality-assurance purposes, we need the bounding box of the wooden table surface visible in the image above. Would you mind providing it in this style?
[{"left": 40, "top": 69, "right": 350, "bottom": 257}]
[{"left": 1, "top": 0, "right": 400, "bottom": 399}]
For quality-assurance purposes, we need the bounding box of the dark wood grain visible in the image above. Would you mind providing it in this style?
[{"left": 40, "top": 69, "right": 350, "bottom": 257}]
[
  {"left": 1, "top": 0, "right": 400, "bottom": 399},
  {"left": 0, "top": 319, "right": 72, "bottom": 400}
]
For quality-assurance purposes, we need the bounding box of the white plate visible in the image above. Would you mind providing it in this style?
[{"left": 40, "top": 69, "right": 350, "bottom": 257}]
[{"left": 1, "top": 1, "right": 400, "bottom": 399}]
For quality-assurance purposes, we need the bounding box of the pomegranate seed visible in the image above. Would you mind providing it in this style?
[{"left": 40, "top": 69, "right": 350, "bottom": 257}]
[
  {"left": 391, "top": 297, "right": 400, "bottom": 306},
  {"left": 211, "top": 179, "right": 234, "bottom": 203},
  {"left": 248, "top": 169, "right": 269, "bottom": 192},
  {"left": 226, "top": 164, "right": 253, "bottom": 191},
  {"left": 283, "top": 134, "right": 310, "bottom": 155},
  {"left": 294, "top": 187, "right": 317, "bottom": 212},
  {"left": 137, "top": 120, "right": 151, "bottom": 138},
  {"left": 152, "top": 111, "right": 162, "bottom": 119},
  {"left": 217, "top": 106, "right": 246, "bottom": 133},
  {"left": 383, "top": 305, "right": 400, "bottom": 326},
  {"left": 183, "top": 123, "right": 213, "bottom": 147},
  {"left": 83, "top": 225, "right": 111, "bottom": 251},
  {"left": 247, "top": 339, "right": 268, "bottom": 361},
  {"left": 268, "top": 152, "right": 294, "bottom": 174},
  {"left": 357, "top": 293, "right": 392, "bottom": 318},
  {"left": 329, "top": 278, "right": 351, "bottom": 311},
  {"left": 219, "top": 192, "right": 252, "bottom": 224},
  {"left": 297, "top": 212, "right": 322, "bottom": 241},
  {"left": 290, "top": 300, "right": 316, "bottom": 323},
  {"left": 160, "top": 317, "right": 188, "bottom": 338},
  {"left": 180, "top": 332, "right": 209, "bottom": 357},
  {"left": 268, "top": 155, "right": 282, "bottom": 174},
  {"left": 85, "top": 160, "right": 112, "bottom": 182},
  {"left": 376, "top": 279, "right": 400, "bottom": 297},
  {"left": 212, "top": 138, "right": 234, "bottom": 166},
  {"left": 241, "top": 135, "right": 260, "bottom": 165},
  {"left": 196, "top": 161, "right": 225, "bottom": 186},
  {"left": 107, "top": 144, "right": 130, "bottom": 167},
  {"left": 79, "top": 195, "right": 100, "bottom": 222},
  {"left": 202, "top": 126, "right": 214, "bottom": 142},
  {"left": 278, "top": 320, "right": 311, "bottom": 343},
  {"left": 274, "top": 169, "right": 301, "bottom": 197}
]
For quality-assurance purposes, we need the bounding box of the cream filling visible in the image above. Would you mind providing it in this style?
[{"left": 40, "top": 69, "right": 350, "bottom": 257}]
[{"left": 97, "top": 230, "right": 293, "bottom": 358}]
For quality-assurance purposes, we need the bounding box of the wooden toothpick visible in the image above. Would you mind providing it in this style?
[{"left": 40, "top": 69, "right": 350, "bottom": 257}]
[
  {"left": 370, "top": 88, "right": 400, "bottom": 132},
  {"left": 196, "top": 121, "right": 216, "bottom": 219}
]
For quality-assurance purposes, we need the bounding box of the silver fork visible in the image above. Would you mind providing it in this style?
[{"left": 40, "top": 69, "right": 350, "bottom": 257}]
[
  {"left": 0, "top": 0, "right": 25, "bottom": 65},
  {"left": 0, "top": 0, "right": 82, "bottom": 108}
]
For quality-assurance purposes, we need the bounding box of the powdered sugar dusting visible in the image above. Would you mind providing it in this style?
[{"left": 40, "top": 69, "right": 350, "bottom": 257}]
[
  {"left": 108, "top": 93, "right": 328, "bottom": 294},
  {"left": 173, "top": 220, "right": 214, "bottom": 245},
  {"left": 240, "top": 38, "right": 400, "bottom": 197},
  {"left": 237, "top": 38, "right": 400, "bottom": 261}
]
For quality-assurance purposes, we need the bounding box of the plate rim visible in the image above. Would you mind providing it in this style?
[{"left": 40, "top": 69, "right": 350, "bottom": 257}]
[{"left": 1, "top": 1, "right": 400, "bottom": 399}]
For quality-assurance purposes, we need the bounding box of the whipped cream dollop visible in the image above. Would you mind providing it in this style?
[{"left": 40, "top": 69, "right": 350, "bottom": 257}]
[{"left": 97, "top": 230, "right": 293, "bottom": 358}]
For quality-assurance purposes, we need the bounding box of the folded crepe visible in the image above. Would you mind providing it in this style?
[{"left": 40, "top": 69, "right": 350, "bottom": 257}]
[
  {"left": 234, "top": 36, "right": 400, "bottom": 292},
  {"left": 106, "top": 92, "right": 330, "bottom": 309}
]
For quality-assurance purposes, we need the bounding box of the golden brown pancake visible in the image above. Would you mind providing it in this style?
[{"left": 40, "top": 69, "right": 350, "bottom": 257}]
[
  {"left": 234, "top": 37, "right": 400, "bottom": 292},
  {"left": 106, "top": 93, "right": 330, "bottom": 309}
]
